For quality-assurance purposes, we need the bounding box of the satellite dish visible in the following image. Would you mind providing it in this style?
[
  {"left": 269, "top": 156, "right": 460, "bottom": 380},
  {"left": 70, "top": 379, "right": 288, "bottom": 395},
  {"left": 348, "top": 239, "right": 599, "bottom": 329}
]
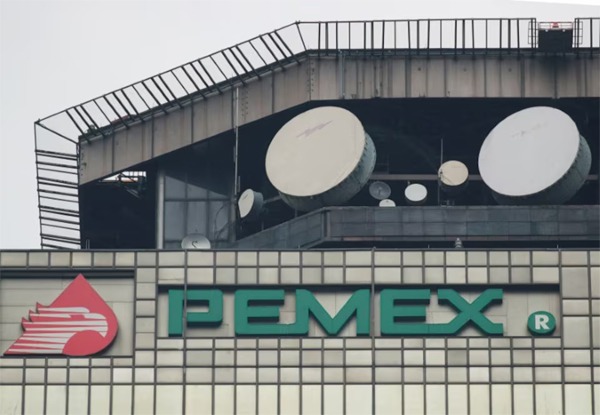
[
  {"left": 238, "top": 189, "right": 264, "bottom": 220},
  {"left": 379, "top": 199, "right": 396, "bottom": 207},
  {"left": 438, "top": 160, "right": 469, "bottom": 194},
  {"left": 404, "top": 183, "right": 428, "bottom": 205},
  {"left": 478, "top": 106, "right": 591, "bottom": 205},
  {"left": 369, "top": 181, "right": 392, "bottom": 201},
  {"left": 181, "top": 234, "right": 211, "bottom": 250},
  {"left": 265, "top": 106, "right": 376, "bottom": 211}
]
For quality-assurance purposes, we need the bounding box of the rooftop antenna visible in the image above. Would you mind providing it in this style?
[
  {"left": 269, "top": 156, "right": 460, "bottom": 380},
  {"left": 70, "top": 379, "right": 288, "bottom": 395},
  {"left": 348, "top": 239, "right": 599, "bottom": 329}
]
[
  {"left": 369, "top": 181, "right": 392, "bottom": 201},
  {"left": 181, "top": 234, "right": 211, "bottom": 250}
]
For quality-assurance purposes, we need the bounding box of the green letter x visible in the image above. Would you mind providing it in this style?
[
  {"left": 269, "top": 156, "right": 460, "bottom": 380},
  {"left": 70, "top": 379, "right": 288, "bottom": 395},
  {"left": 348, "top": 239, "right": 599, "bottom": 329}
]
[{"left": 429, "top": 289, "right": 503, "bottom": 335}]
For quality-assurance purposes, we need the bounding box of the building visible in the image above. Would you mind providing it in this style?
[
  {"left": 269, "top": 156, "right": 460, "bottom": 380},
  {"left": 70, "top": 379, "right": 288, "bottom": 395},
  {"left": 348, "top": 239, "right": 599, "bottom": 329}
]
[{"left": 1, "top": 17, "right": 599, "bottom": 414}]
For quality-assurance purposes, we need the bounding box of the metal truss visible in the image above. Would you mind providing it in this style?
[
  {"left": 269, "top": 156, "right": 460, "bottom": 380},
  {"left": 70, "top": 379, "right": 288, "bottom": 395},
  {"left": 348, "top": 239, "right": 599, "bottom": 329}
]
[{"left": 33, "top": 17, "right": 600, "bottom": 249}]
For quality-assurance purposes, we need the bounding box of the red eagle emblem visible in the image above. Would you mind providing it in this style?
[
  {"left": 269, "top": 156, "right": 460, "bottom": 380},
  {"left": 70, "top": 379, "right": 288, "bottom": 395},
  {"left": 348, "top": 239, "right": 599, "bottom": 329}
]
[{"left": 4, "top": 274, "right": 118, "bottom": 356}]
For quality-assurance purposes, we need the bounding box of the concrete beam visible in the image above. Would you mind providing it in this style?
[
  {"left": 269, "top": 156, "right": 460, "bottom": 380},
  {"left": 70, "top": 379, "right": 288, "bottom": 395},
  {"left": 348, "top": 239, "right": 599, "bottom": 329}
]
[{"left": 79, "top": 53, "right": 599, "bottom": 184}]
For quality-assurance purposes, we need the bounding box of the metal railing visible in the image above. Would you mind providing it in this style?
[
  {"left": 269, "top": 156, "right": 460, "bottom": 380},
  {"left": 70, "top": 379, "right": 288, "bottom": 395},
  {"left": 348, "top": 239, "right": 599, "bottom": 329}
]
[{"left": 33, "top": 17, "right": 600, "bottom": 249}]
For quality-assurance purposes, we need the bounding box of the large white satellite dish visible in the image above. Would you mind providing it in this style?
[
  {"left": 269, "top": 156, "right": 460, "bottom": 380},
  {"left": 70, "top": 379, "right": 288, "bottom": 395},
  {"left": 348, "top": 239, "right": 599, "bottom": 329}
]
[
  {"left": 181, "top": 234, "right": 211, "bottom": 250},
  {"left": 478, "top": 106, "right": 591, "bottom": 204},
  {"left": 265, "top": 106, "right": 376, "bottom": 211}
]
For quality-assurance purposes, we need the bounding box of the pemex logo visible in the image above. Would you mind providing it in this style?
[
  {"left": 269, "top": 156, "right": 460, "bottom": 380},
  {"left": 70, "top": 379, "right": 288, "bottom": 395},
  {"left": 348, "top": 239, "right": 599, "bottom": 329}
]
[{"left": 4, "top": 274, "right": 118, "bottom": 356}]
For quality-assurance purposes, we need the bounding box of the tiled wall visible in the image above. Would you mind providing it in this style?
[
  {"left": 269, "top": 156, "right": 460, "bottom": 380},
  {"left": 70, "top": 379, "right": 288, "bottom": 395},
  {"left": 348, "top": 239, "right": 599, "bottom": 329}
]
[{"left": 0, "top": 249, "right": 598, "bottom": 414}]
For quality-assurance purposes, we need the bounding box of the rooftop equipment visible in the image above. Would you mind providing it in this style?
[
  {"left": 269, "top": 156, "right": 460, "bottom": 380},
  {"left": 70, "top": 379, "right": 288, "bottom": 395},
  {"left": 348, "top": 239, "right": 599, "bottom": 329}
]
[
  {"left": 404, "top": 183, "right": 428, "bottom": 205},
  {"left": 265, "top": 106, "right": 376, "bottom": 211},
  {"left": 478, "top": 106, "right": 592, "bottom": 205},
  {"left": 238, "top": 189, "right": 264, "bottom": 221},
  {"left": 438, "top": 160, "right": 469, "bottom": 195}
]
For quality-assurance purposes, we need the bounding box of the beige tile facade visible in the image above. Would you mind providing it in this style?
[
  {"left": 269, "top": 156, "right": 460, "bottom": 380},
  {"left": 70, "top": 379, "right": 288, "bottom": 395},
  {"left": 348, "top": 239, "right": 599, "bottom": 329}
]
[{"left": 0, "top": 249, "right": 598, "bottom": 414}]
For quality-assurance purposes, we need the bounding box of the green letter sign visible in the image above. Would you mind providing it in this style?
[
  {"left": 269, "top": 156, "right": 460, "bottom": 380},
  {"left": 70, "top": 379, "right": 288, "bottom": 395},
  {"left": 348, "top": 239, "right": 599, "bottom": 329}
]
[
  {"left": 291, "top": 289, "right": 370, "bottom": 336},
  {"left": 380, "top": 288, "right": 503, "bottom": 335},
  {"left": 235, "top": 289, "right": 290, "bottom": 335},
  {"left": 168, "top": 289, "right": 223, "bottom": 337},
  {"left": 168, "top": 287, "right": 505, "bottom": 337}
]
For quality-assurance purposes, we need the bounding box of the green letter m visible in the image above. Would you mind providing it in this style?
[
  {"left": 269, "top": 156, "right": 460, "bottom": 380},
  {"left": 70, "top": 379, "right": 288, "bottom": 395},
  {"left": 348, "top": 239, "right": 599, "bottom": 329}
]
[{"left": 292, "top": 289, "right": 371, "bottom": 336}]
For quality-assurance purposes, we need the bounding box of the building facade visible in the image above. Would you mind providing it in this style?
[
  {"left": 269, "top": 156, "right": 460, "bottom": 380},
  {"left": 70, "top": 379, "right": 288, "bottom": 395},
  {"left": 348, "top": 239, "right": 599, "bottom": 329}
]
[
  {"left": 1, "top": 249, "right": 598, "bottom": 414},
  {"left": 1, "top": 17, "right": 599, "bottom": 415}
]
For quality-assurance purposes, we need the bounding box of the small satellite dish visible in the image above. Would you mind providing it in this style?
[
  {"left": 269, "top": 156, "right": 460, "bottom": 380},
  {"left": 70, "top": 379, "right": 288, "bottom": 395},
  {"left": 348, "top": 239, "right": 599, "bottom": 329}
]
[
  {"left": 405, "top": 183, "right": 428, "bottom": 205},
  {"left": 369, "top": 181, "right": 392, "bottom": 201},
  {"left": 379, "top": 199, "right": 396, "bottom": 207},
  {"left": 238, "top": 189, "right": 264, "bottom": 220},
  {"left": 438, "top": 160, "right": 469, "bottom": 194},
  {"left": 181, "top": 234, "right": 211, "bottom": 250}
]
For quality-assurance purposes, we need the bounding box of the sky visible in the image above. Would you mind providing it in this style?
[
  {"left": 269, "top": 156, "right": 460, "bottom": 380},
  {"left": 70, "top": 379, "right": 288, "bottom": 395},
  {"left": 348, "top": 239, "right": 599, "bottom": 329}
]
[{"left": 0, "top": 0, "right": 598, "bottom": 249}]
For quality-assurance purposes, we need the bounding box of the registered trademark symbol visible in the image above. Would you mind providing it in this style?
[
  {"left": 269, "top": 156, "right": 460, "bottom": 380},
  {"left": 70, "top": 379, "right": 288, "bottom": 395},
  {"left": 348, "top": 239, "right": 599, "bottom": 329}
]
[{"left": 527, "top": 311, "right": 556, "bottom": 335}]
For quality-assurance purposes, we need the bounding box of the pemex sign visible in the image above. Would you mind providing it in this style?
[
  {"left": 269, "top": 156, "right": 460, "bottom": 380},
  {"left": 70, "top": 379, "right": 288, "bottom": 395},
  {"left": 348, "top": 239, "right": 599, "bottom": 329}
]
[{"left": 168, "top": 288, "right": 511, "bottom": 337}]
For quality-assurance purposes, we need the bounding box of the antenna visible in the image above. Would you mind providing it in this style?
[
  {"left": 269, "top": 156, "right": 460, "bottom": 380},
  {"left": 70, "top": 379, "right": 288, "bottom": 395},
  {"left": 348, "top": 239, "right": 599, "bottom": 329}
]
[
  {"left": 478, "top": 106, "right": 591, "bottom": 205},
  {"left": 404, "top": 183, "right": 428, "bottom": 205},
  {"left": 238, "top": 189, "right": 264, "bottom": 221},
  {"left": 379, "top": 199, "right": 396, "bottom": 207},
  {"left": 181, "top": 234, "right": 211, "bottom": 250},
  {"left": 369, "top": 181, "right": 392, "bottom": 201},
  {"left": 265, "top": 106, "right": 376, "bottom": 211},
  {"left": 438, "top": 160, "right": 469, "bottom": 195}
]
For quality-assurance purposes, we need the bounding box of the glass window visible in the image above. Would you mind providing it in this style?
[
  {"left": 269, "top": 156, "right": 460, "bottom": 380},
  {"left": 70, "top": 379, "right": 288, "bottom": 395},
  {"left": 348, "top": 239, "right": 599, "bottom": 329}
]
[
  {"left": 134, "top": 386, "right": 154, "bottom": 414},
  {"left": 187, "top": 179, "right": 208, "bottom": 199},
  {"left": 208, "top": 200, "right": 229, "bottom": 240},
  {"left": 165, "top": 174, "right": 186, "bottom": 198},
  {"left": 155, "top": 386, "right": 182, "bottom": 415},
  {"left": 186, "top": 201, "right": 208, "bottom": 235},
  {"left": 164, "top": 201, "right": 186, "bottom": 240}
]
